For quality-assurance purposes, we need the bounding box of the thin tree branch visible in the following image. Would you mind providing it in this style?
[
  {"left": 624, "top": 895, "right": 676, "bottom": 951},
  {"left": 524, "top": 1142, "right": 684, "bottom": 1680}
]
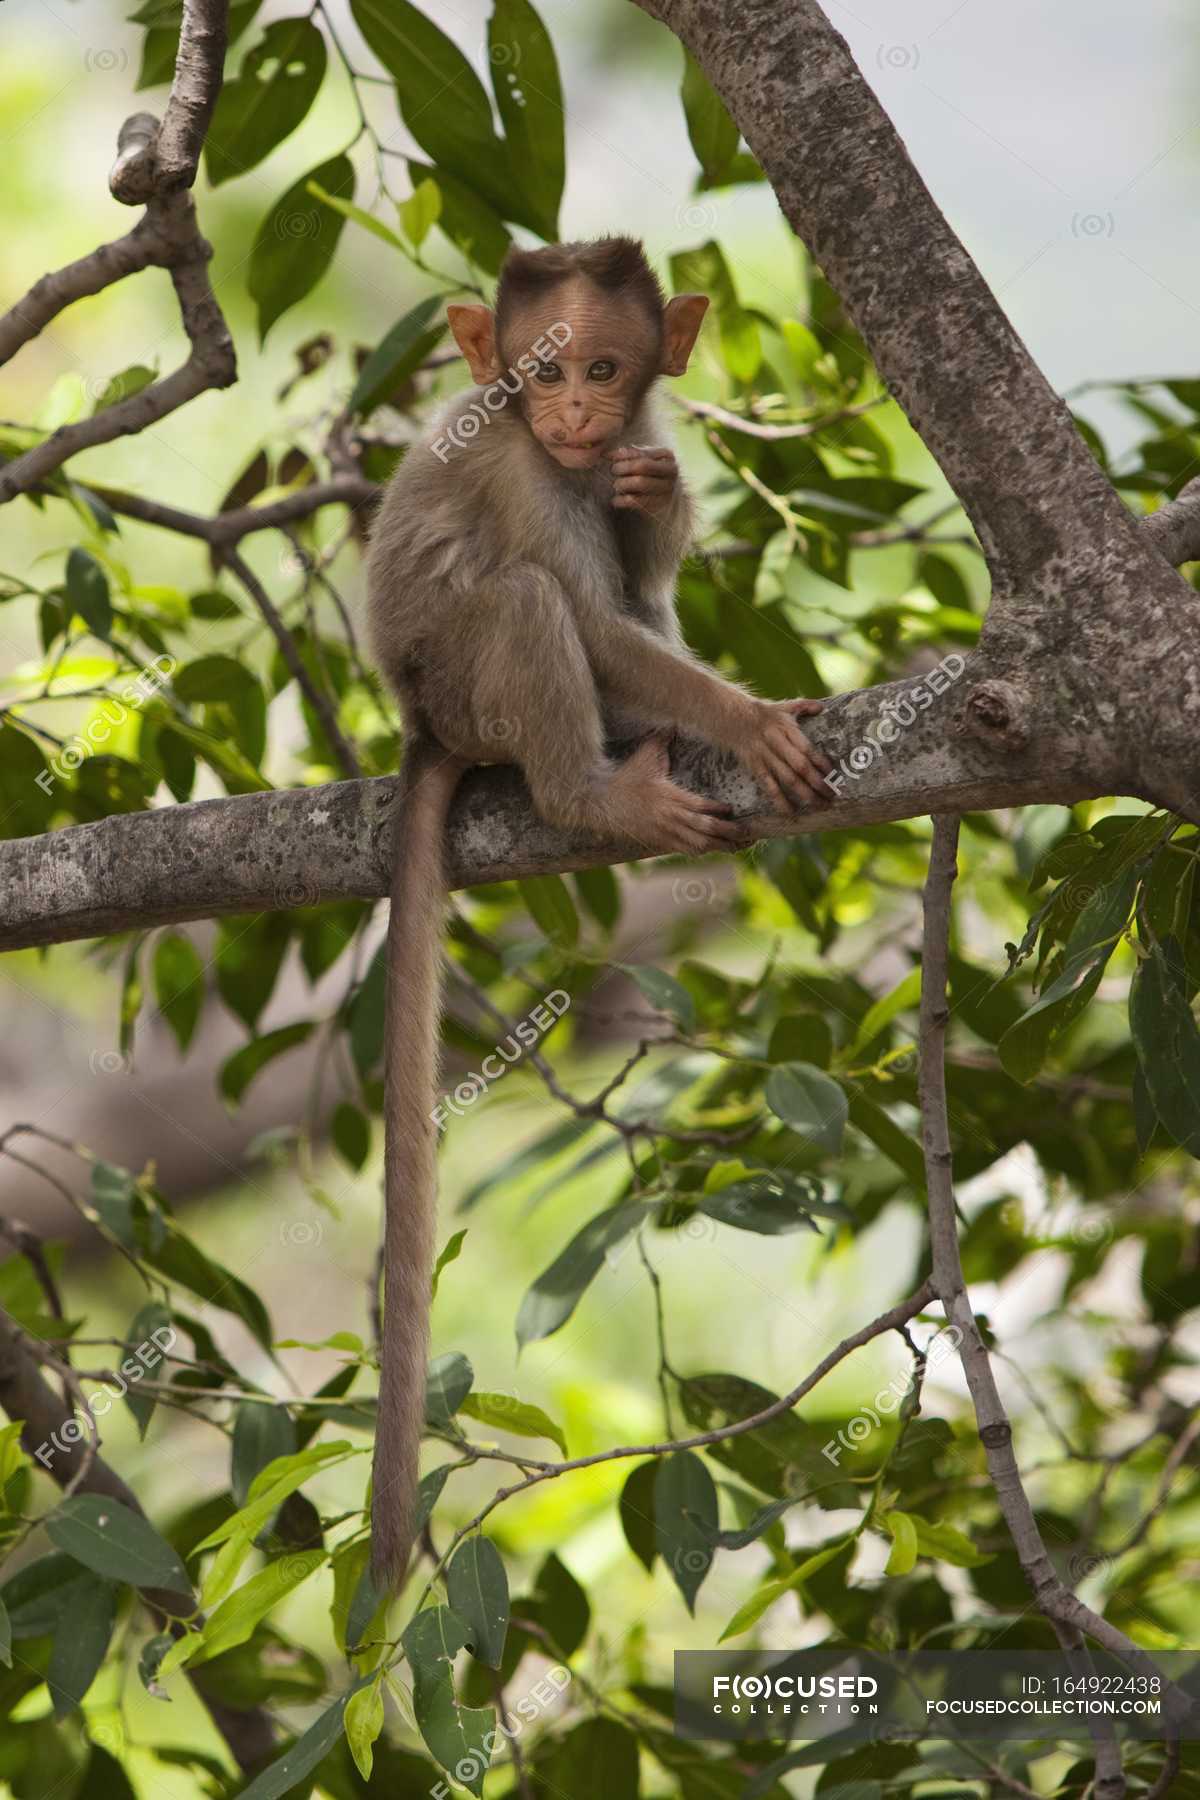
[
  {"left": 1143, "top": 475, "right": 1200, "bottom": 569},
  {"left": 673, "top": 393, "right": 885, "bottom": 441},
  {"left": 415, "top": 1280, "right": 935, "bottom": 1605},
  {"left": 67, "top": 473, "right": 377, "bottom": 544},
  {"left": 918, "top": 815, "right": 1196, "bottom": 1785},
  {"left": 0, "top": 1307, "right": 276, "bottom": 1773},
  {"left": 223, "top": 550, "right": 361, "bottom": 779}
]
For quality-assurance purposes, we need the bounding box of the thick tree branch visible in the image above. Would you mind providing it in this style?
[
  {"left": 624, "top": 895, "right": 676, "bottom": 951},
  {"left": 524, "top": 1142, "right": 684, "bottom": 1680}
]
[
  {"left": 156, "top": 0, "right": 229, "bottom": 190},
  {"left": 0, "top": 677, "right": 1109, "bottom": 953},
  {"left": 1144, "top": 475, "right": 1200, "bottom": 569}
]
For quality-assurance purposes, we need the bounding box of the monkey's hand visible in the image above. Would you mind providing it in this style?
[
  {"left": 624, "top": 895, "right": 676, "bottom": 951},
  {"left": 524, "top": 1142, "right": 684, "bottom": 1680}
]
[
  {"left": 730, "top": 698, "right": 836, "bottom": 811},
  {"left": 610, "top": 445, "right": 679, "bottom": 518}
]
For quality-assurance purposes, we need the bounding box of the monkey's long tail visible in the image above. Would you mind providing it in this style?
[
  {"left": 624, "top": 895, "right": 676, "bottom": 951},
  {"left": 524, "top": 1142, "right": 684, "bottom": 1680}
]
[{"left": 370, "top": 735, "right": 465, "bottom": 1590}]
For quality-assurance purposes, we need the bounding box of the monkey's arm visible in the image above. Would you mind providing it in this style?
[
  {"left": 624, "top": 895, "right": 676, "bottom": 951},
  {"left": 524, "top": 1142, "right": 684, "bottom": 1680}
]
[{"left": 577, "top": 587, "right": 831, "bottom": 809}]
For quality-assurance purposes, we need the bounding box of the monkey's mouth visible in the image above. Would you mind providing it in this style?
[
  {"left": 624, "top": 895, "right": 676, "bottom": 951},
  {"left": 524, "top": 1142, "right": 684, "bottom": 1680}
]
[{"left": 543, "top": 438, "right": 609, "bottom": 467}]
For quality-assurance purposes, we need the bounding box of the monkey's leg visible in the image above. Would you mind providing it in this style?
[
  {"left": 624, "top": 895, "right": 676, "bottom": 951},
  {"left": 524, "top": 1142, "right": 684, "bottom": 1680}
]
[{"left": 427, "top": 563, "right": 740, "bottom": 857}]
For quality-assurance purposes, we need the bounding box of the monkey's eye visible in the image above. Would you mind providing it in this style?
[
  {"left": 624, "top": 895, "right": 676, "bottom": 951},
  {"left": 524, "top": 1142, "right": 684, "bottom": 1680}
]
[
  {"left": 588, "top": 359, "right": 618, "bottom": 382},
  {"left": 533, "top": 361, "right": 562, "bottom": 384}
]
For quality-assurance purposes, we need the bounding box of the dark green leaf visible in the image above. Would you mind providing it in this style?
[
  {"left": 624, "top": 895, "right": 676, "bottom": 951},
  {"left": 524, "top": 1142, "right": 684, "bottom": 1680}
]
[
  {"left": 219, "top": 1021, "right": 315, "bottom": 1106},
  {"left": 402, "top": 1606, "right": 494, "bottom": 1795},
  {"left": 488, "top": 0, "right": 564, "bottom": 238},
  {"left": 446, "top": 1536, "right": 509, "bottom": 1668},
  {"left": 998, "top": 868, "right": 1137, "bottom": 1082},
  {"left": 148, "top": 1224, "right": 274, "bottom": 1351},
  {"left": 573, "top": 865, "right": 621, "bottom": 931},
  {"left": 216, "top": 913, "right": 291, "bottom": 1032},
  {"left": 425, "top": 1350, "right": 473, "bottom": 1425},
  {"left": 764, "top": 1063, "right": 848, "bottom": 1154},
  {"left": 407, "top": 158, "right": 512, "bottom": 275},
  {"left": 515, "top": 1201, "right": 652, "bottom": 1347},
  {"left": 655, "top": 1450, "right": 718, "bottom": 1613},
  {"left": 205, "top": 19, "right": 327, "bottom": 187},
  {"left": 48, "top": 1574, "right": 116, "bottom": 1716},
  {"left": 350, "top": 942, "right": 387, "bottom": 1075},
  {"left": 0, "top": 1591, "right": 9, "bottom": 1667},
  {"left": 153, "top": 931, "right": 204, "bottom": 1052},
  {"left": 47, "top": 1495, "right": 192, "bottom": 1598},
  {"left": 627, "top": 965, "right": 695, "bottom": 1031},
  {"left": 681, "top": 49, "right": 739, "bottom": 186},
  {"left": 526, "top": 1551, "right": 589, "bottom": 1656},
  {"left": 66, "top": 548, "right": 112, "bottom": 636},
  {"left": 123, "top": 1300, "right": 173, "bottom": 1439},
  {"left": 519, "top": 873, "right": 579, "bottom": 947},
  {"left": 545, "top": 1718, "right": 641, "bottom": 1800},
  {"left": 619, "top": 1460, "right": 657, "bottom": 1572},
  {"left": 232, "top": 1401, "right": 298, "bottom": 1507},
  {"left": 1131, "top": 936, "right": 1200, "bottom": 1154},
  {"left": 332, "top": 1100, "right": 371, "bottom": 1171},
  {"left": 768, "top": 1014, "right": 833, "bottom": 1067},
  {"left": 697, "top": 1174, "right": 832, "bottom": 1236},
  {"left": 238, "top": 1681, "right": 370, "bottom": 1798},
  {"left": 349, "top": 295, "right": 446, "bottom": 417},
  {"left": 249, "top": 153, "right": 354, "bottom": 343}
]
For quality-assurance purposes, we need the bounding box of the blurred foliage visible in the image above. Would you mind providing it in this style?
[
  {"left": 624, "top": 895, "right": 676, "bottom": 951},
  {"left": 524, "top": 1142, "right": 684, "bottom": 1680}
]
[{"left": 0, "top": 4, "right": 1198, "bottom": 1798}]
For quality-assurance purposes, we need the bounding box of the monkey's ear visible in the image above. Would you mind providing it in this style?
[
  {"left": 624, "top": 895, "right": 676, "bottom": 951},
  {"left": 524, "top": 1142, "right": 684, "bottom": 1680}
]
[
  {"left": 661, "top": 293, "right": 710, "bottom": 376},
  {"left": 447, "top": 304, "right": 503, "bottom": 383}
]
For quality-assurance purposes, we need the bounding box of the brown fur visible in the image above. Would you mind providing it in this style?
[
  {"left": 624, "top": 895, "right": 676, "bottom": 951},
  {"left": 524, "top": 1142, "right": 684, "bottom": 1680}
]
[{"left": 364, "top": 237, "right": 831, "bottom": 1588}]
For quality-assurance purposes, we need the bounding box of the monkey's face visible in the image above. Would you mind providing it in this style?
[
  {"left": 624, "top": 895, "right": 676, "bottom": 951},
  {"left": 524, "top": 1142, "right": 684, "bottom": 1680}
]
[{"left": 504, "top": 284, "right": 661, "bottom": 470}]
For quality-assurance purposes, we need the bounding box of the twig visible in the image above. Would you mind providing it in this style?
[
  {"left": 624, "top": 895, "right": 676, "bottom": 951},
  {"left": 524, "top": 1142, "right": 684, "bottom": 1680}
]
[
  {"left": 223, "top": 550, "right": 361, "bottom": 779},
  {"left": 673, "top": 392, "right": 886, "bottom": 441},
  {"left": 918, "top": 816, "right": 1194, "bottom": 1790},
  {"left": 413, "top": 1281, "right": 934, "bottom": 1608}
]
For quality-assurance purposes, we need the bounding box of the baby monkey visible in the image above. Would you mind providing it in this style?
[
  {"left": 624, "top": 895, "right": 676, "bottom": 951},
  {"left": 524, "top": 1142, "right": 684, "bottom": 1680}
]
[{"left": 364, "top": 236, "right": 832, "bottom": 1587}]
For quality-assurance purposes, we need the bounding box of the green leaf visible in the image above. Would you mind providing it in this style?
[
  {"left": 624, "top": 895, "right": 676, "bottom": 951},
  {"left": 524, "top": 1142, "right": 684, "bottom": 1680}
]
[
  {"left": 0, "top": 1592, "right": 10, "bottom": 1667},
  {"left": 768, "top": 1014, "right": 833, "bottom": 1067},
  {"left": 238, "top": 1680, "right": 370, "bottom": 1798},
  {"left": 910, "top": 1516, "right": 991, "bottom": 1568},
  {"left": 846, "top": 968, "right": 921, "bottom": 1058},
  {"left": 188, "top": 1550, "right": 325, "bottom": 1666},
  {"left": 526, "top": 1551, "right": 589, "bottom": 1655},
  {"left": 681, "top": 49, "right": 739, "bottom": 186},
  {"left": 719, "top": 1538, "right": 851, "bottom": 1640},
  {"left": 48, "top": 1573, "right": 116, "bottom": 1716},
  {"left": 349, "top": 295, "right": 446, "bottom": 417},
  {"left": 431, "top": 1228, "right": 467, "bottom": 1298},
  {"left": 545, "top": 1718, "right": 641, "bottom": 1800},
  {"left": 573, "top": 865, "right": 621, "bottom": 931},
  {"left": 764, "top": 1062, "right": 848, "bottom": 1154},
  {"left": 216, "top": 913, "right": 291, "bottom": 1032},
  {"left": 619, "top": 1460, "right": 657, "bottom": 1572},
  {"left": 205, "top": 18, "right": 327, "bottom": 186},
  {"left": 66, "top": 547, "right": 112, "bottom": 636},
  {"left": 998, "top": 869, "right": 1137, "bottom": 1082},
  {"left": 446, "top": 1535, "right": 509, "bottom": 1668},
  {"left": 47, "top": 1496, "right": 192, "bottom": 1598},
  {"left": 627, "top": 965, "right": 696, "bottom": 1031},
  {"left": 153, "top": 931, "right": 204, "bottom": 1051},
  {"left": 148, "top": 1223, "right": 274, "bottom": 1352},
  {"left": 350, "top": 942, "right": 387, "bottom": 1075},
  {"left": 232, "top": 1401, "right": 298, "bottom": 1507},
  {"left": 174, "top": 653, "right": 259, "bottom": 704},
  {"left": 331, "top": 1100, "right": 371, "bottom": 1172},
  {"left": 307, "top": 181, "right": 406, "bottom": 251},
  {"left": 515, "top": 1200, "right": 652, "bottom": 1347},
  {"left": 655, "top": 1450, "right": 718, "bottom": 1614},
  {"left": 1131, "top": 936, "right": 1200, "bottom": 1154},
  {"left": 398, "top": 176, "right": 442, "bottom": 249},
  {"left": 883, "top": 1510, "right": 918, "bottom": 1575},
  {"left": 196, "top": 1443, "right": 356, "bottom": 1553},
  {"left": 489, "top": 0, "right": 565, "bottom": 239},
  {"left": 345, "top": 1676, "right": 385, "bottom": 1780},
  {"left": 519, "top": 873, "right": 580, "bottom": 947},
  {"left": 696, "top": 1172, "right": 831, "bottom": 1236},
  {"left": 122, "top": 1300, "right": 173, "bottom": 1439},
  {"left": 458, "top": 1390, "right": 566, "bottom": 1455},
  {"left": 407, "top": 159, "right": 512, "bottom": 276},
  {"left": 401, "top": 1606, "right": 494, "bottom": 1796},
  {"left": 249, "top": 154, "right": 354, "bottom": 343},
  {"left": 219, "top": 1021, "right": 315, "bottom": 1106},
  {"left": 91, "top": 364, "right": 157, "bottom": 413},
  {"left": 425, "top": 1350, "right": 474, "bottom": 1425},
  {"left": 351, "top": 0, "right": 537, "bottom": 234},
  {"left": 845, "top": 1090, "right": 926, "bottom": 1188}
]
